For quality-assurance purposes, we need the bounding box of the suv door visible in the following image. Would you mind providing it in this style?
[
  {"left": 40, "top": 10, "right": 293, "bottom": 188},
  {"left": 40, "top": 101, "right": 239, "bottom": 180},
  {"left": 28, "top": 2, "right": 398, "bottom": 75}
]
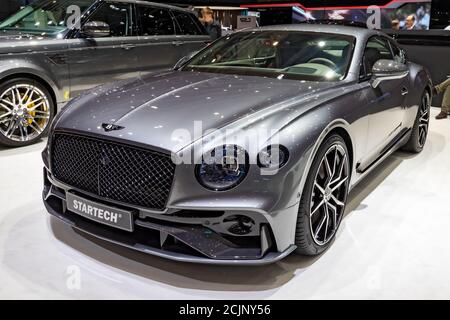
[
  {"left": 134, "top": 4, "right": 181, "bottom": 76},
  {"left": 171, "top": 10, "right": 211, "bottom": 57},
  {"left": 358, "top": 36, "right": 409, "bottom": 171},
  {"left": 67, "top": 1, "right": 139, "bottom": 98}
]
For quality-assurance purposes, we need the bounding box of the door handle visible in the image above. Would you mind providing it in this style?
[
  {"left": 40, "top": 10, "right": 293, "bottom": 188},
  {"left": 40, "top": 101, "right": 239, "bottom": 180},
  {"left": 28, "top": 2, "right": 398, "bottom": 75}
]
[
  {"left": 122, "top": 44, "right": 136, "bottom": 50},
  {"left": 172, "top": 41, "right": 184, "bottom": 46},
  {"left": 401, "top": 87, "right": 409, "bottom": 96}
]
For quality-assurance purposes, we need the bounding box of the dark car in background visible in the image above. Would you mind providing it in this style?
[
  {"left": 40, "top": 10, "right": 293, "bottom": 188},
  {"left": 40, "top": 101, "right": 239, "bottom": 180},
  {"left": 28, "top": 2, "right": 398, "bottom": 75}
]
[{"left": 0, "top": 0, "right": 209, "bottom": 147}]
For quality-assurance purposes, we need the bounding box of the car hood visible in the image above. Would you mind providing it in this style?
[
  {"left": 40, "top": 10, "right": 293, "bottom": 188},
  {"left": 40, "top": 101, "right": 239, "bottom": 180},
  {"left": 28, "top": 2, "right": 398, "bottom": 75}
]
[{"left": 55, "top": 71, "right": 339, "bottom": 153}]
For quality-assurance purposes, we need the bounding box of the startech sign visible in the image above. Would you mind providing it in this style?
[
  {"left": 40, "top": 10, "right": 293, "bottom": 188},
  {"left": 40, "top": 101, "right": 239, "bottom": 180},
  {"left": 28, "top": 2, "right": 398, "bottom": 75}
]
[{"left": 72, "top": 199, "right": 120, "bottom": 223}]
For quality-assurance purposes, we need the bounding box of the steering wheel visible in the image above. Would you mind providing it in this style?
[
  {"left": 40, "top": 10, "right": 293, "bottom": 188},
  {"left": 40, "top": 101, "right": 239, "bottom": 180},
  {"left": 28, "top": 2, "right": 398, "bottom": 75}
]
[{"left": 307, "top": 58, "right": 337, "bottom": 69}]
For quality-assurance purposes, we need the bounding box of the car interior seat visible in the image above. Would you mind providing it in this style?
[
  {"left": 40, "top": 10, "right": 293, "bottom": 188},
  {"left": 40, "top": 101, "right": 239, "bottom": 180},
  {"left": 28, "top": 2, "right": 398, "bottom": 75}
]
[
  {"left": 364, "top": 47, "right": 383, "bottom": 71},
  {"left": 336, "top": 44, "right": 351, "bottom": 74}
]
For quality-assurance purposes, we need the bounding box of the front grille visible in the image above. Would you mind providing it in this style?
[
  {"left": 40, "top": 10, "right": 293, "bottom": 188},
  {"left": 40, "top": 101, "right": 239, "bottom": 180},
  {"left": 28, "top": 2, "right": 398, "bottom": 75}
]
[{"left": 51, "top": 133, "right": 176, "bottom": 211}]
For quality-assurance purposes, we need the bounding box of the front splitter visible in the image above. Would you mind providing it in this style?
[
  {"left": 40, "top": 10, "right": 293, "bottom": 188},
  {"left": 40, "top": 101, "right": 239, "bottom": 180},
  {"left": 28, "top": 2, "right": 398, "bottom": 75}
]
[{"left": 44, "top": 194, "right": 297, "bottom": 266}]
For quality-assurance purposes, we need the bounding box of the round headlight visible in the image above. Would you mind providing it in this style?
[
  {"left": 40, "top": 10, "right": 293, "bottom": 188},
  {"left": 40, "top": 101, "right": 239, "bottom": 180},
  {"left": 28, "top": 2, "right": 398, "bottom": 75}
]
[
  {"left": 257, "top": 145, "right": 289, "bottom": 169},
  {"left": 196, "top": 145, "right": 249, "bottom": 191}
]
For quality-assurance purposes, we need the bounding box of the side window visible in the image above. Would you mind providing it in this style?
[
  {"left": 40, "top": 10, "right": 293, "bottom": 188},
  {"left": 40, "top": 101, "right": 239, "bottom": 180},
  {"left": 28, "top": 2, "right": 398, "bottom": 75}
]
[
  {"left": 360, "top": 37, "right": 393, "bottom": 79},
  {"left": 85, "top": 2, "right": 133, "bottom": 37},
  {"left": 137, "top": 6, "right": 175, "bottom": 36},
  {"left": 172, "top": 11, "right": 203, "bottom": 35}
]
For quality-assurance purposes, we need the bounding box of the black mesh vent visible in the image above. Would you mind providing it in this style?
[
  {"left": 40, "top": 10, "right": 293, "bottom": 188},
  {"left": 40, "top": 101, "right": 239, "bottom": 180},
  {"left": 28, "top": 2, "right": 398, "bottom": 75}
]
[{"left": 51, "top": 133, "right": 176, "bottom": 210}]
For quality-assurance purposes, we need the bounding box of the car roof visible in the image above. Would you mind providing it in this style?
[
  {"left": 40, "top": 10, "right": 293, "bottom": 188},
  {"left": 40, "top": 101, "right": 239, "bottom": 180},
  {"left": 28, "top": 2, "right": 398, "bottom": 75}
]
[
  {"left": 106, "top": 0, "right": 191, "bottom": 13},
  {"left": 244, "top": 24, "right": 381, "bottom": 38}
]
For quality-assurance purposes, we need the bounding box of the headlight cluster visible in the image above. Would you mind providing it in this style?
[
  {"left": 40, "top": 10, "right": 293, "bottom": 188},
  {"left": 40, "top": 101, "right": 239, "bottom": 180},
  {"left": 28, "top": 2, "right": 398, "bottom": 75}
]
[
  {"left": 257, "top": 145, "right": 289, "bottom": 169},
  {"left": 196, "top": 145, "right": 249, "bottom": 191},
  {"left": 196, "top": 144, "right": 289, "bottom": 191}
]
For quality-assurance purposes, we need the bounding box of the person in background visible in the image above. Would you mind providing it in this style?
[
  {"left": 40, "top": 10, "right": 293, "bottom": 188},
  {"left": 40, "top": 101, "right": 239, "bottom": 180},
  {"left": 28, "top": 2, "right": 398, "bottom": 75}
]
[
  {"left": 391, "top": 19, "right": 400, "bottom": 30},
  {"left": 434, "top": 78, "right": 450, "bottom": 120},
  {"left": 417, "top": 6, "right": 430, "bottom": 30},
  {"left": 405, "top": 15, "right": 420, "bottom": 30},
  {"left": 199, "top": 7, "right": 222, "bottom": 40}
]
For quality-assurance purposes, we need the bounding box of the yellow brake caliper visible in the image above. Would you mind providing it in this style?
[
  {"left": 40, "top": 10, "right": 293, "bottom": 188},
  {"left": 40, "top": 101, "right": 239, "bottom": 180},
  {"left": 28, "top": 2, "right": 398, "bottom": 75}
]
[
  {"left": 25, "top": 94, "right": 47, "bottom": 127},
  {"left": 25, "top": 95, "right": 34, "bottom": 125},
  {"left": 21, "top": 90, "right": 47, "bottom": 129}
]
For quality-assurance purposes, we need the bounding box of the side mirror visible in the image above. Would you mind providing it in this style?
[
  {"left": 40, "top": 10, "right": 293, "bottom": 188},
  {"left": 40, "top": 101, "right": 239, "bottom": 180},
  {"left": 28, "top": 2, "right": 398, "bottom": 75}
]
[
  {"left": 81, "top": 21, "right": 110, "bottom": 38},
  {"left": 371, "top": 59, "right": 409, "bottom": 88},
  {"left": 173, "top": 51, "right": 199, "bottom": 70}
]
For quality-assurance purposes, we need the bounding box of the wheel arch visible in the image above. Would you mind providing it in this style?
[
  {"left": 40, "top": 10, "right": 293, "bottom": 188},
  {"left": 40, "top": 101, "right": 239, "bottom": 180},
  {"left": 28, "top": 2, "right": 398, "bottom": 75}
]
[
  {"left": 296, "top": 119, "right": 355, "bottom": 200},
  {"left": 323, "top": 126, "right": 354, "bottom": 170},
  {"left": 424, "top": 83, "right": 432, "bottom": 99},
  {"left": 408, "top": 64, "right": 433, "bottom": 107}
]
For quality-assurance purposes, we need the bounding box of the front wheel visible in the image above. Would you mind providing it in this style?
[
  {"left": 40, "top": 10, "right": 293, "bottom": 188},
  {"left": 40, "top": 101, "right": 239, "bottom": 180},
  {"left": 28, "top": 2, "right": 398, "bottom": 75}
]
[
  {"left": 0, "top": 78, "right": 54, "bottom": 147},
  {"left": 295, "top": 134, "right": 351, "bottom": 255},
  {"left": 402, "top": 91, "right": 430, "bottom": 153}
]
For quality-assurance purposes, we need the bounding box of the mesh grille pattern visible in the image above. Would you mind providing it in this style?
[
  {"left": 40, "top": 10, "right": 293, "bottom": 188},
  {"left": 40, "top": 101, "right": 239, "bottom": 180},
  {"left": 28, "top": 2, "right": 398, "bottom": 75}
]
[{"left": 51, "top": 133, "right": 176, "bottom": 210}]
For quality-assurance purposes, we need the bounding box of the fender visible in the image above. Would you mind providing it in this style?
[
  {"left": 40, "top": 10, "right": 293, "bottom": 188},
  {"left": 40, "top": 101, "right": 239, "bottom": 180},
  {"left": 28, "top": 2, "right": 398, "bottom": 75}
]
[
  {"left": 294, "top": 119, "right": 355, "bottom": 204},
  {"left": 0, "top": 61, "right": 66, "bottom": 107}
]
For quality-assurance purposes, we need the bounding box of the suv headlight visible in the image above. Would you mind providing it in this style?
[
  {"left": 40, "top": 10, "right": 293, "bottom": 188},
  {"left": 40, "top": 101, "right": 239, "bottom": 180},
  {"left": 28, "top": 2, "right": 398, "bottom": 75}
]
[{"left": 196, "top": 145, "right": 249, "bottom": 191}]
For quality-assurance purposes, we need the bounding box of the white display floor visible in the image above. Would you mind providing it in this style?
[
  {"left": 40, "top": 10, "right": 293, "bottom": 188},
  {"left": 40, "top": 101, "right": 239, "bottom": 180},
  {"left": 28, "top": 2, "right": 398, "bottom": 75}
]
[{"left": 1, "top": 108, "right": 449, "bottom": 299}]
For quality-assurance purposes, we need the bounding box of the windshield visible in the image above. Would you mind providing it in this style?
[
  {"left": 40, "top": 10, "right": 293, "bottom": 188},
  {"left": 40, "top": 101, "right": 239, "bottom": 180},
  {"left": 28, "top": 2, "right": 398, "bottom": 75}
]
[
  {"left": 0, "top": 0, "right": 94, "bottom": 36},
  {"left": 184, "top": 31, "right": 355, "bottom": 82}
]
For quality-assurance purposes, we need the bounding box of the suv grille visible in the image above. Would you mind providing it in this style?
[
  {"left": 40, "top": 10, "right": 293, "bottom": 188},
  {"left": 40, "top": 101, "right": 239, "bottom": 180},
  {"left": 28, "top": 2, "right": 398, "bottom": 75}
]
[{"left": 51, "top": 133, "right": 176, "bottom": 211}]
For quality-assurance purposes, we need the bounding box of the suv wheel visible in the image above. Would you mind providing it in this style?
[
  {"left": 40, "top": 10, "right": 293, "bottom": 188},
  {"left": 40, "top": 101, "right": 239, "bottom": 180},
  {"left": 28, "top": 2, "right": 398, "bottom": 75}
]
[{"left": 0, "top": 78, "right": 54, "bottom": 147}]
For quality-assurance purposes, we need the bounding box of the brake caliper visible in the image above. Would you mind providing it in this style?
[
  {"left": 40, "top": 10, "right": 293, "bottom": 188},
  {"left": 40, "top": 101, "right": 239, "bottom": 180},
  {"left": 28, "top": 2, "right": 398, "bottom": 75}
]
[{"left": 25, "top": 95, "right": 35, "bottom": 125}]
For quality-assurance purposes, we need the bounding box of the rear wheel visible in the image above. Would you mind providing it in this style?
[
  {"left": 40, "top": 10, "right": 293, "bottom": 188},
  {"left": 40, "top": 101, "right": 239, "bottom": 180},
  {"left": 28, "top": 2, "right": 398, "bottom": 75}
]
[
  {"left": 402, "top": 91, "right": 430, "bottom": 153},
  {"left": 295, "top": 134, "right": 350, "bottom": 255}
]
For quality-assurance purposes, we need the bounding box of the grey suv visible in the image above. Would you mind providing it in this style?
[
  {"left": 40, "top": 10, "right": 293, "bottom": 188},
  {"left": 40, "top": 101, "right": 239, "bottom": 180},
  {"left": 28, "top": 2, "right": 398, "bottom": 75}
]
[{"left": 0, "top": 0, "right": 209, "bottom": 147}]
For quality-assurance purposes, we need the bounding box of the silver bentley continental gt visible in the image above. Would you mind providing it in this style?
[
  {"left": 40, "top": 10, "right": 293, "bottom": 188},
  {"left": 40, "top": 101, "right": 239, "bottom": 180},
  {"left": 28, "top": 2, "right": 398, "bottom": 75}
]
[{"left": 42, "top": 25, "right": 432, "bottom": 265}]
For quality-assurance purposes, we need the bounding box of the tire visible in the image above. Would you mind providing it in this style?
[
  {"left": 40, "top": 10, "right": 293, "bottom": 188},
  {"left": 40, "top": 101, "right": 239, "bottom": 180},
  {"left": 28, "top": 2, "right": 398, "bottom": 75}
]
[
  {"left": 402, "top": 91, "right": 430, "bottom": 153},
  {"left": 295, "top": 134, "right": 351, "bottom": 255},
  {"left": 0, "top": 78, "right": 55, "bottom": 147}
]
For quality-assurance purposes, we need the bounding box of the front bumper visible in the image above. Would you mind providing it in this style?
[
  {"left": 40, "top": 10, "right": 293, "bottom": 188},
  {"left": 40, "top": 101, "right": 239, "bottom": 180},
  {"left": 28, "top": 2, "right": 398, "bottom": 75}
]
[{"left": 43, "top": 169, "right": 296, "bottom": 265}]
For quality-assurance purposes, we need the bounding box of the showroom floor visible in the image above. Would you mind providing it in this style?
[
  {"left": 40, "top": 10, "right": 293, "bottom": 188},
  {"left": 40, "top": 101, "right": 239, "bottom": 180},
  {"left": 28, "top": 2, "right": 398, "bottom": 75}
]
[{"left": 1, "top": 108, "right": 449, "bottom": 299}]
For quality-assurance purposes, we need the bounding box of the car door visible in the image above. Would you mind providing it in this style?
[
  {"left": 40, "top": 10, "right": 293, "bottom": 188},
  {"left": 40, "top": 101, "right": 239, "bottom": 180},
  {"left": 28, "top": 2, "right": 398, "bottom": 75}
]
[
  {"left": 171, "top": 10, "right": 211, "bottom": 57},
  {"left": 134, "top": 4, "right": 182, "bottom": 76},
  {"left": 66, "top": 1, "right": 140, "bottom": 98},
  {"left": 358, "top": 36, "right": 409, "bottom": 170}
]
